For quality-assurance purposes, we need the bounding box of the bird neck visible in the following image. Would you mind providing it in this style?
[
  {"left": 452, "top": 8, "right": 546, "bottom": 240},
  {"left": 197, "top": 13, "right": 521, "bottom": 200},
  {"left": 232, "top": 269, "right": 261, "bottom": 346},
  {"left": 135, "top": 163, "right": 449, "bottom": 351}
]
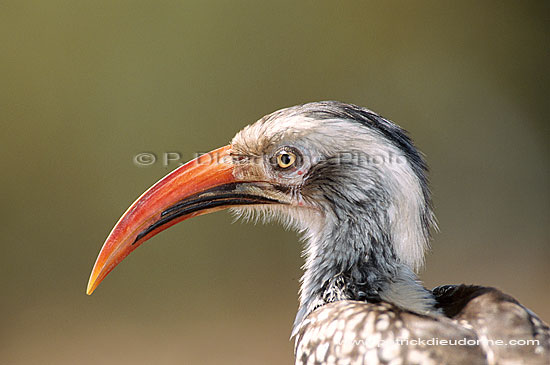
[{"left": 292, "top": 211, "right": 437, "bottom": 335}]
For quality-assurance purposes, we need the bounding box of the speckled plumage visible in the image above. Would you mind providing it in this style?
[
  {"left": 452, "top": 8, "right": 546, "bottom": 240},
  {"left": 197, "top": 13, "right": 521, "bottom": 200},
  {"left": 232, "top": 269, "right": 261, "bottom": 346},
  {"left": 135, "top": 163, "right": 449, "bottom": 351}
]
[{"left": 295, "top": 285, "right": 550, "bottom": 365}]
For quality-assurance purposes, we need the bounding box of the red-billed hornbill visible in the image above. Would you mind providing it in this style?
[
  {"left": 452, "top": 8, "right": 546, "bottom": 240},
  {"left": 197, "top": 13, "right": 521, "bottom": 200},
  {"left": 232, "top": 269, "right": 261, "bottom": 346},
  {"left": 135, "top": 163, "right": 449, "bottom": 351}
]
[{"left": 87, "top": 101, "right": 549, "bottom": 364}]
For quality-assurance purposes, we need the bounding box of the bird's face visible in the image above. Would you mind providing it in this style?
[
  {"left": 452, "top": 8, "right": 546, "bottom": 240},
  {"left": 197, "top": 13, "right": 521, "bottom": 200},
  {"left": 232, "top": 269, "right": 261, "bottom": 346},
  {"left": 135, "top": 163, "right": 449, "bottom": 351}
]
[
  {"left": 87, "top": 102, "right": 430, "bottom": 295},
  {"left": 86, "top": 114, "right": 330, "bottom": 295},
  {"left": 229, "top": 114, "right": 332, "bottom": 210}
]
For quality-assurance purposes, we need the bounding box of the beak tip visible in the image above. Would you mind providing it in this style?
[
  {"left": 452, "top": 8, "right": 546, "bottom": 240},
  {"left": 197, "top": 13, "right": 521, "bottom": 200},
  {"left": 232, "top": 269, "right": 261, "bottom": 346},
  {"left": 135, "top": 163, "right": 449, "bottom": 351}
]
[
  {"left": 86, "top": 272, "right": 99, "bottom": 295},
  {"left": 86, "top": 144, "right": 236, "bottom": 296}
]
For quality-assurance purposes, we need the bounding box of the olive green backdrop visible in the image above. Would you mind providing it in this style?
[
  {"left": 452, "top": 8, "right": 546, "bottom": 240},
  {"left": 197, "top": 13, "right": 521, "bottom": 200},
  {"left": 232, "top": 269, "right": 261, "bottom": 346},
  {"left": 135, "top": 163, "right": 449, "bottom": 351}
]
[{"left": 1, "top": 1, "right": 548, "bottom": 364}]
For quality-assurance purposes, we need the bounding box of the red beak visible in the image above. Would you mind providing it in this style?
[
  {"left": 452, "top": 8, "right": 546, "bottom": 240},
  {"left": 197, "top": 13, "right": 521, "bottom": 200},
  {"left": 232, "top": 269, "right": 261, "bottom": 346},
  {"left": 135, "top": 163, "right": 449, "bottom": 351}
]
[{"left": 86, "top": 145, "right": 277, "bottom": 295}]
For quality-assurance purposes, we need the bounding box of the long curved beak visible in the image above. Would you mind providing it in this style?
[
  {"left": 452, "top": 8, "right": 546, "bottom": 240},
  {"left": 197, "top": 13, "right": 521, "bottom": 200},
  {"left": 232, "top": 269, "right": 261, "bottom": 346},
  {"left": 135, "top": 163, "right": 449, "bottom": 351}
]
[{"left": 86, "top": 145, "right": 277, "bottom": 295}]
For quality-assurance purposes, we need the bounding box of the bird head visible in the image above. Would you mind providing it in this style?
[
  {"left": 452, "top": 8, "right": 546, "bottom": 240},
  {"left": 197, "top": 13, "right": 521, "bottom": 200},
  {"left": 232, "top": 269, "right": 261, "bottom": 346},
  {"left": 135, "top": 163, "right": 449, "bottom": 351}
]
[{"left": 87, "top": 101, "right": 436, "bottom": 322}]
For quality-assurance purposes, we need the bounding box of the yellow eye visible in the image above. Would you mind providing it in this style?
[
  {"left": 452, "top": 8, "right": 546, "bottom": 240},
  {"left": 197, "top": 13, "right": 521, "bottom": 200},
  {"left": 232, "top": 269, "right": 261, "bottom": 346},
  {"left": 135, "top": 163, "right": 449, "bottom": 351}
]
[{"left": 277, "top": 151, "right": 296, "bottom": 168}]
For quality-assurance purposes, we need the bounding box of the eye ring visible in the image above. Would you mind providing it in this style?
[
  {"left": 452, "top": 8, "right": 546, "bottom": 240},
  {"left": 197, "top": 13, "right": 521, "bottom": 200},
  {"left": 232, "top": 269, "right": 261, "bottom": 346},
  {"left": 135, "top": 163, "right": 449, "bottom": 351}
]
[{"left": 276, "top": 151, "right": 297, "bottom": 169}]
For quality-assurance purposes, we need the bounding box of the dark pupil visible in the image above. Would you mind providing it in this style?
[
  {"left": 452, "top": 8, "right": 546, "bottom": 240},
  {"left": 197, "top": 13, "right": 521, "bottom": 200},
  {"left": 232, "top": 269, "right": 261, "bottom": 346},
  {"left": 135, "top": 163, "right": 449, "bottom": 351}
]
[{"left": 281, "top": 153, "right": 292, "bottom": 165}]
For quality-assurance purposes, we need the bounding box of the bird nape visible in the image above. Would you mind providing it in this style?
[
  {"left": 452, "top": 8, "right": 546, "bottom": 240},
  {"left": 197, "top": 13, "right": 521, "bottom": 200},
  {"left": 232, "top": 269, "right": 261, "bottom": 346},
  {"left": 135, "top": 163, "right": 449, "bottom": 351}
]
[{"left": 87, "top": 101, "right": 549, "bottom": 365}]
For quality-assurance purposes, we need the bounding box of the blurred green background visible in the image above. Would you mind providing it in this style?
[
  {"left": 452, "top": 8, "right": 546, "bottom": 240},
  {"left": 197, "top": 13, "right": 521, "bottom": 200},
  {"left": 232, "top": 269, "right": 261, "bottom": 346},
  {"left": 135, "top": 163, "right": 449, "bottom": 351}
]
[{"left": 1, "top": 1, "right": 548, "bottom": 364}]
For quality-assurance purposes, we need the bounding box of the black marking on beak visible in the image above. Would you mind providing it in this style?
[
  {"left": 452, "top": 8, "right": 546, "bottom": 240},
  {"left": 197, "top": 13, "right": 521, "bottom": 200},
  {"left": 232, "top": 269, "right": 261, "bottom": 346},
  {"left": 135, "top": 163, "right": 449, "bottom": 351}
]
[{"left": 132, "top": 183, "right": 279, "bottom": 245}]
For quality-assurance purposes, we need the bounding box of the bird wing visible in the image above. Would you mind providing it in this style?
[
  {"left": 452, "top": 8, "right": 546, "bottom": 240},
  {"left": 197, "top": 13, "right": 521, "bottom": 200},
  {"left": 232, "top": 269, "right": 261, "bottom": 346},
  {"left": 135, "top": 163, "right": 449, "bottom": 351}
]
[
  {"left": 295, "top": 287, "right": 549, "bottom": 365},
  {"left": 433, "top": 284, "right": 550, "bottom": 365},
  {"left": 295, "top": 300, "right": 487, "bottom": 365}
]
